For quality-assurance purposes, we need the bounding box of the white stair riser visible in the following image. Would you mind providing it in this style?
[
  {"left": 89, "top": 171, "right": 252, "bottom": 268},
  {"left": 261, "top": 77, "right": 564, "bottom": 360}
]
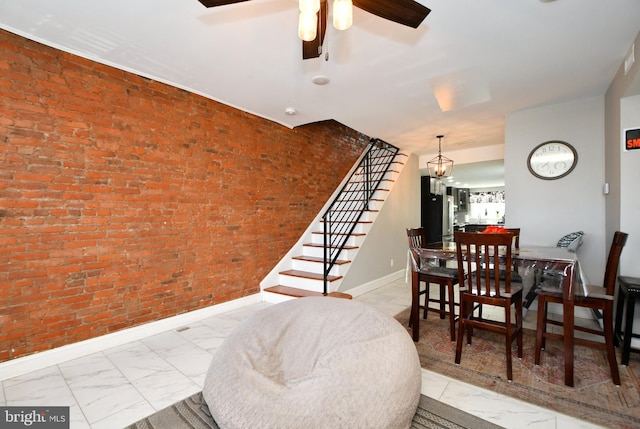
[
  {"left": 292, "top": 259, "right": 348, "bottom": 276},
  {"left": 376, "top": 180, "right": 394, "bottom": 191},
  {"left": 372, "top": 189, "right": 390, "bottom": 199},
  {"left": 276, "top": 276, "right": 344, "bottom": 294},
  {"left": 262, "top": 291, "right": 296, "bottom": 304},
  {"left": 318, "top": 222, "right": 370, "bottom": 235},
  {"left": 310, "top": 233, "right": 364, "bottom": 247},
  {"left": 278, "top": 276, "right": 328, "bottom": 292},
  {"left": 302, "top": 246, "right": 358, "bottom": 260},
  {"left": 369, "top": 199, "right": 385, "bottom": 210},
  {"left": 352, "top": 166, "right": 399, "bottom": 178},
  {"left": 322, "top": 211, "right": 374, "bottom": 223},
  {"left": 340, "top": 181, "right": 394, "bottom": 194}
]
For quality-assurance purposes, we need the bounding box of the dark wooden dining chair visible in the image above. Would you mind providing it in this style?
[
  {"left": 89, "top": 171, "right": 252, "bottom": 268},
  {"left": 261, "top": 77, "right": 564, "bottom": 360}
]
[
  {"left": 406, "top": 227, "right": 460, "bottom": 341},
  {"left": 524, "top": 231, "right": 585, "bottom": 313},
  {"left": 534, "top": 231, "right": 628, "bottom": 385},
  {"left": 477, "top": 228, "right": 521, "bottom": 321},
  {"left": 454, "top": 231, "right": 524, "bottom": 381}
]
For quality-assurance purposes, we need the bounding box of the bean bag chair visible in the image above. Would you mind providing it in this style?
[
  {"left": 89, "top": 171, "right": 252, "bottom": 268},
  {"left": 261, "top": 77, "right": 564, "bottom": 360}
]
[{"left": 203, "top": 296, "right": 421, "bottom": 429}]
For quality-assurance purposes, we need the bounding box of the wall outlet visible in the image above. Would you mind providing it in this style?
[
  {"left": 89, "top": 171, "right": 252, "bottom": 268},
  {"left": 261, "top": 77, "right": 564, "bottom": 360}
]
[{"left": 390, "top": 259, "right": 394, "bottom": 267}]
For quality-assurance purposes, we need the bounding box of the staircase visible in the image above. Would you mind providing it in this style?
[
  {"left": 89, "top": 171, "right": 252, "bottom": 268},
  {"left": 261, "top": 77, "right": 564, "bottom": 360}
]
[{"left": 261, "top": 139, "right": 407, "bottom": 303}]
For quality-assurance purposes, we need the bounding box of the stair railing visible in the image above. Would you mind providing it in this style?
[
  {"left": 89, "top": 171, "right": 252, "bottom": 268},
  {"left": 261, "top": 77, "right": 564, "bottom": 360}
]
[{"left": 322, "top": 138, "right": 399, "bottom": 294}]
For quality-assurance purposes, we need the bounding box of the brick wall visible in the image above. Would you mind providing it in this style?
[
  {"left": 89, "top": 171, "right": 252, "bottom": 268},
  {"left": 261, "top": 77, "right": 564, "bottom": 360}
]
[{"left": 0, "top": 29, "right": 367, "bottom": 361}]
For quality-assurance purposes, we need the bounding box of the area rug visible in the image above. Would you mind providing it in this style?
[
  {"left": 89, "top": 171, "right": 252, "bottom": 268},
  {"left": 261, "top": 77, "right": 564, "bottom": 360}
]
[
  {"left": 125, "top": 391, "right": 503, "bottom": 429},
  {"left": 395, "top": 308, "right": 640, "bottom": 429}
]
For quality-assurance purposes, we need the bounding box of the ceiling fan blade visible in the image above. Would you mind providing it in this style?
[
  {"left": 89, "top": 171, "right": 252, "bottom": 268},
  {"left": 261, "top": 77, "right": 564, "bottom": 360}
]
[
  {"left": 302, "top": 0, "right": 328, "bottom": 60},
  {"left": 196, "top": 0, "right": 251, "bottom": 7},
  {"left": 353, "top": 0, "right": 430, "bottom": 29}
]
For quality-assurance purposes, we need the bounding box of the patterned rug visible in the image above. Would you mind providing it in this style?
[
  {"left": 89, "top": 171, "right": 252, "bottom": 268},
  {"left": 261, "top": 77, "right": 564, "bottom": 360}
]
[
  {"left": 395, "top": 308, "right": 640, "bottom": 428},
  {"left": 125, "top": 391, "right": 503, "bottom": 429}
]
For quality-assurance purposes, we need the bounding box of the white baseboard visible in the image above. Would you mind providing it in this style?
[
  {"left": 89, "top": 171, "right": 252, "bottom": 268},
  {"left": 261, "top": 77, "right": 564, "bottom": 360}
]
[
  {"left": 0, "top": 294, "right": 262, "bottom": 381},
  {"left": 261, "top": 270, "right": 406, "bottom": 303},
  {"left": 261, "top": 290, "right": 296, "bottom": 304},
  {"left": 343, "top": 270, "right": 405, "bottom": 298}
]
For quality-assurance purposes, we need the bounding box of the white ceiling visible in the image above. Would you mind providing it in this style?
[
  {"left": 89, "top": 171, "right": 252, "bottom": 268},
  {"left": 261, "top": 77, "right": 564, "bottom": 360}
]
[
  {"left": 443, "top": 159, "right": 505, "bottom": 190},
  {"left": 1, "top": 0, "right": 639, "bottom": 186}
]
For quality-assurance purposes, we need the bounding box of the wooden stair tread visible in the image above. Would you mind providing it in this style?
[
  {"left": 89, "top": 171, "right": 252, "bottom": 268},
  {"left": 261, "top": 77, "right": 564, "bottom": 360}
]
[
  {"left": 303, "top": 243, "right": 358, "bottom": 250},
  {"left": 329, "top": 209, "right": 380, "bottom": 213},
  {"left": 292, "top": 255, "right": 351, "bottom": 265},
  {"left": 264, "top": 286, "right": 352, "bottom": 300},
  {"left": 279, "top": 269, "right": 342, "bottom": 282},
  {"left": 311, "top": 231, "right": 365, "bottom": 237},
  {"left": 334, "top": 201, "right": 382, "bottom": 206},
  {"left": 320, "top": 219, "right": 372, "bottom": 224},
  {"left": 341, "top": 187, "right": 389, "bottom": 191}
]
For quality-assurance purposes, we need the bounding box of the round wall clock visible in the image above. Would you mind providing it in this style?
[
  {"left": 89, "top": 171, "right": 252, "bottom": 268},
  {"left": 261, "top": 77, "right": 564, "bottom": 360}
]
[{"left": 527, "top": 140, "right": 578, "bottom": 180}]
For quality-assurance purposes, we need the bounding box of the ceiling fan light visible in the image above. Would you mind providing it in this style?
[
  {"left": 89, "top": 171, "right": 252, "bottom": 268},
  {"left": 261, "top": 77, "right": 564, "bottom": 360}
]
[
  {"left": 298, "top": 12, "right": 317, "bottom": 42},
  {"left": 333, "top": 0, "right": 352, "bottom": 31},
  {"left": 299, "top": 0, "right": 320, "bottom": 14}
]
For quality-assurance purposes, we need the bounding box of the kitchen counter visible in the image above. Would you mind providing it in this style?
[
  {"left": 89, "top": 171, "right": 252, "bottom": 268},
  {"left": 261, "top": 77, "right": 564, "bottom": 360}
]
[{"left": 454, "top": 223, "right": 504, "bottom": 233}]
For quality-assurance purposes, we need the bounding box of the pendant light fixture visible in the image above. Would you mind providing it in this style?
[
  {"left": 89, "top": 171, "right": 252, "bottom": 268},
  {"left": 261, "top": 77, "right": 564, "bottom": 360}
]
[{"left": 427, "top": 135, "right": 454, "bottom": 178}]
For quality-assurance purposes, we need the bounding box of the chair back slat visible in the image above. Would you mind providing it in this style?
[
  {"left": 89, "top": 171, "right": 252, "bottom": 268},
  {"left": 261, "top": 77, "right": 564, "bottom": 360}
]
[{"left": 604, "top": 231, "right": 628, "bottom": 295}]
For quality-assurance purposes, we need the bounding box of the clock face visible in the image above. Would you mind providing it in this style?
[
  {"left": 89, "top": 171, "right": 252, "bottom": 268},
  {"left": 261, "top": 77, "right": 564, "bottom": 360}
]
[{"left": 527, "top": 141, "right": 577, "bottom": 180}]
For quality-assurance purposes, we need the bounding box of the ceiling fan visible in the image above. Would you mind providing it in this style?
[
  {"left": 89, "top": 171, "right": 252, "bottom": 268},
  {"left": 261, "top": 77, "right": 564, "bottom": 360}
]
[{"left": 196, "top": 0, "right": 431, "bottom": 60}]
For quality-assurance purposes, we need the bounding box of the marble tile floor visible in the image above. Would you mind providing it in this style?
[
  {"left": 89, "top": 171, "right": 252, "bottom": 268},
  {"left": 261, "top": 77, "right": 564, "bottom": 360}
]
[{"left": 0, "top": 277, "right": 604, "bottom": 429}]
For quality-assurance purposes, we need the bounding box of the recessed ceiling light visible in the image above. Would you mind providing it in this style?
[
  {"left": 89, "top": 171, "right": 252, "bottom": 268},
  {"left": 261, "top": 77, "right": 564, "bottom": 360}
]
[
  {"left": 312, "top": 75, "right": 330, "bottom": 85},
  {"left": 285, "top": 107, "right": 297, "bottom": 115}
]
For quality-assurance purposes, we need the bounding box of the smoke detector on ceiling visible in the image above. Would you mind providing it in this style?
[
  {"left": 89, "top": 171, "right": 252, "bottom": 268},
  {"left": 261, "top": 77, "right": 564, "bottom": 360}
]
[{"left": 312, "top": 75, "right": 330, "bottom": 85}]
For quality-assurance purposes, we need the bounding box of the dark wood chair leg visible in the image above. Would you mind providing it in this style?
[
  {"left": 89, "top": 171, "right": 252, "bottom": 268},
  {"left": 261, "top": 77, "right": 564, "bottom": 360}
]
[
  {"left": 516, "top": 296, "right": 523, "bottom": 358},
  {"left": 439, "top": 284, "right": 446, "bottom": 319},
  {"left": 455, "top": 298, "right": 467, "bottom": 364},
  {"left": 466, "top": 298, "right": 473, "bottom": 346},
  {"left": 535, "top": 296, "right": 546, "bottom": 365},
  {"left": 622, "top": 292, "right": 636, "bottom": 365},
  {"left": 447, "top": 281, "right": 456, "bottom": 341},
  {"left": 603, "top": 303, "right": 621, "bottom": 385},
  {"left": 614, "top": 284, "right": 626, "bottom": 348},
  {"left": 505, "top": 298, "right": 513, "bottom": 381},
  {"left": 423, "top": 283, "right": 429, "bottom": 320}
]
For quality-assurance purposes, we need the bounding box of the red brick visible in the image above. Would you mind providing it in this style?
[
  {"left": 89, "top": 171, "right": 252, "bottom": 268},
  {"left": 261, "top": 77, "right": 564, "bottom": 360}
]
[{"left": 0, "top": 28, "right": 366, "bottom": 361}]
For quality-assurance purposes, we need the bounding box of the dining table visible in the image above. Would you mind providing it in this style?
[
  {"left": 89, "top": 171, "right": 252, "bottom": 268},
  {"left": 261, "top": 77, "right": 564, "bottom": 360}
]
[{"left": 409, "top": 242, "right": 583, "bottom": 387}]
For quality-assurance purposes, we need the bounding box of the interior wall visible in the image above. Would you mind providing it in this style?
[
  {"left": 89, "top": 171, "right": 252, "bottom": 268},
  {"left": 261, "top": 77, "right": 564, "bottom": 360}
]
[
  {"left": 620, "top": 94, "right": 640, "bottom": 276},
  {"left": 605, "top": 29, "right": 640, "bottom": 277},
  {"left": 339, "top": 154, "right": 421, "bottom": 290},
  {"left": 0, "top": 29, "right": 366, "bottom": 361},
  {"left": 504, "top": 96, "right": 606, "bottom": 284}
]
